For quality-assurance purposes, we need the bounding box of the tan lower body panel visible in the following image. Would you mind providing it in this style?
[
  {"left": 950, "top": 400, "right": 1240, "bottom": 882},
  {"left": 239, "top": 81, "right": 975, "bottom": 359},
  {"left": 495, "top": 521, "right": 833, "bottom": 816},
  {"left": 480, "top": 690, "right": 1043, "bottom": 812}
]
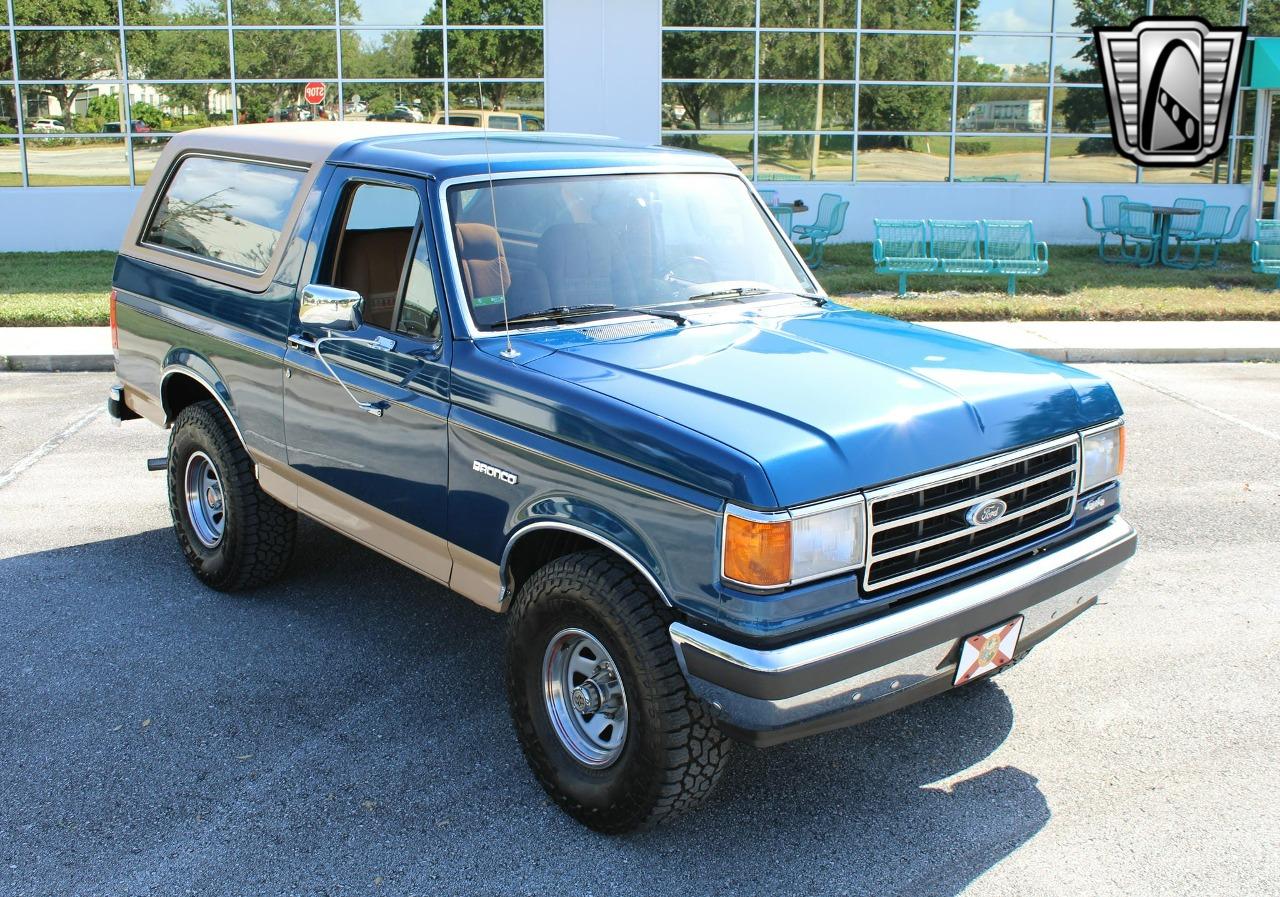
[{"left": 253, "top": 453, "right": 503, "bottom": 612}]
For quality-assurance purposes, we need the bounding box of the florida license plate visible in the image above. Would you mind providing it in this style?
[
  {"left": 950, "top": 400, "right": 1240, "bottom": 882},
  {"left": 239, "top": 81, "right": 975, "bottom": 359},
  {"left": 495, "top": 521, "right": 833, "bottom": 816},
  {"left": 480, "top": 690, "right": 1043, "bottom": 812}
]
[{"left": 954, "top": 616, "right": 1024, "bottom": 686}]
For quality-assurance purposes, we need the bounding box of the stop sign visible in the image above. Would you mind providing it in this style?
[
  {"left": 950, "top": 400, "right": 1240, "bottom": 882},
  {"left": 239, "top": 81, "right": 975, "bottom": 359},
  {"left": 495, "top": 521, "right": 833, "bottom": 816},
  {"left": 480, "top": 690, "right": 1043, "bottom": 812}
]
[{"left": 304, "top": 81, "right": 326, "bottom": 105}]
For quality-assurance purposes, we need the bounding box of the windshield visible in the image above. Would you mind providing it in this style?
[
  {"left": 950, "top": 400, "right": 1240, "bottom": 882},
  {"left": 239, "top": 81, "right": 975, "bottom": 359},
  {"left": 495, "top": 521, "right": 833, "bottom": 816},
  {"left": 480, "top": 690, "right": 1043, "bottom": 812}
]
[{"left": 446, "top": 172, "right": 815, "bottom": 331}]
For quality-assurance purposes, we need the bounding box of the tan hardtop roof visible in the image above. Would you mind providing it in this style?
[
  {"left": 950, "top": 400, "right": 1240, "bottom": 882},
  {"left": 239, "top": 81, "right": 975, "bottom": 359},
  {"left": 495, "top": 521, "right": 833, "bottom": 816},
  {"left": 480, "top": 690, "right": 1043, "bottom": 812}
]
[{"left": 163, "top": 121, "right": 474, "bottom": 164}]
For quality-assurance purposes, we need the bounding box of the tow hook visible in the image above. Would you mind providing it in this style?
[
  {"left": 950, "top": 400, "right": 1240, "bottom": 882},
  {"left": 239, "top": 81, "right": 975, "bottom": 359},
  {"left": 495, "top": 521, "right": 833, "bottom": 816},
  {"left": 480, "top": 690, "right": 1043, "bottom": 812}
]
[{"left": 146, "top": 457, "right": 166, "bottom": 472}]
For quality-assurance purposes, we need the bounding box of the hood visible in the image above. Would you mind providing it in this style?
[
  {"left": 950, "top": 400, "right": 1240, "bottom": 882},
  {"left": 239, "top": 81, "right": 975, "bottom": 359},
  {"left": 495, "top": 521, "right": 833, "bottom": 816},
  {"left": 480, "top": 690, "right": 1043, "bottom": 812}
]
[{"left": 521, "top": 306, "right": 1122, "bottom": 507}]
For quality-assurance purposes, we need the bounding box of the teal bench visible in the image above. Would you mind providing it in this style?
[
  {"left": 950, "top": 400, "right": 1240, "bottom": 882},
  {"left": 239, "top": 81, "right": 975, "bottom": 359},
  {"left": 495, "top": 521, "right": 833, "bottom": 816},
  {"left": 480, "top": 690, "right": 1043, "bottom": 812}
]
[
  {"left": 1253, "top": 219, "right": 1280, "bottom": 289},
  {"left": 873, "top": 218, "right": 1048, "bottom": 296}
]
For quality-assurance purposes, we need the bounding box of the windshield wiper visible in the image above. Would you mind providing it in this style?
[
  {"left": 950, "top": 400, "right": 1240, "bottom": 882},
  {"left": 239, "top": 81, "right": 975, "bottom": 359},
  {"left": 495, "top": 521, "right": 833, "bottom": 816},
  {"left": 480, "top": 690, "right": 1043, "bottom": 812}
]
[
  {"left": 503, "top": 304, "right": 617, "bottom": 326},
  {"left": 632, "top": 306, "right": 689, "bottom": 326},
  {"left": 684, "top": 286, "right": 772, "bottom": 303}
]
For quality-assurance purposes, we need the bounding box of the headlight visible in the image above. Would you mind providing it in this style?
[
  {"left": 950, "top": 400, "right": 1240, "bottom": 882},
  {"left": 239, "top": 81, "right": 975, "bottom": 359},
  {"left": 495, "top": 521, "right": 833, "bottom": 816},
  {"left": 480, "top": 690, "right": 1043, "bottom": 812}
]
[
  {"left": 1081, "top": 423, "right": 1125, "bottom": 492},
  {"left": 722, "top": 499, "right": 865, "bottom": 589}
]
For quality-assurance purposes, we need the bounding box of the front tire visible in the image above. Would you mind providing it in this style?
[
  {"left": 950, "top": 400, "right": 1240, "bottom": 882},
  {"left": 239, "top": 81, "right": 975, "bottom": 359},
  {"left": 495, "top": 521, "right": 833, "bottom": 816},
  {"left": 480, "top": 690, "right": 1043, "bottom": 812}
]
[
  {"left": 505, "top": 550, "right": 731, "bottom": 833},
  {"left": 166, "top": 400, "right": 297, "bottom": 591}
]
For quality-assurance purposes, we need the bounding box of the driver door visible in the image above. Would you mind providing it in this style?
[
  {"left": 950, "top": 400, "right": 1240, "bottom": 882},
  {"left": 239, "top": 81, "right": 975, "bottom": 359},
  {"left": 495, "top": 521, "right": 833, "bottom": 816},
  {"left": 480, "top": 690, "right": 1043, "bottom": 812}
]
[{"left": 282, "top": 170, "right": 453, "bottom": 583}]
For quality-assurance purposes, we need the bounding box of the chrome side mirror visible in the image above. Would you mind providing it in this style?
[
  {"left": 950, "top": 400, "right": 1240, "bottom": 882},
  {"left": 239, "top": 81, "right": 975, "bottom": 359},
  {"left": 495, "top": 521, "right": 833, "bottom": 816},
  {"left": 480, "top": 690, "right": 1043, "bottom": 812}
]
[{"left": 299, "top": 284, "right": 364, "bottom": 331}]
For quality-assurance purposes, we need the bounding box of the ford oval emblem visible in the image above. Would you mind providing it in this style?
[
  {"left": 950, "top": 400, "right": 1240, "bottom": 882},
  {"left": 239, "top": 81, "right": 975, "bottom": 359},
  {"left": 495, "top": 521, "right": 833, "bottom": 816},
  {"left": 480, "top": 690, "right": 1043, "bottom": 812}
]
[{"left": 965, "top": 498, "right": 1008, "bottom": 527}]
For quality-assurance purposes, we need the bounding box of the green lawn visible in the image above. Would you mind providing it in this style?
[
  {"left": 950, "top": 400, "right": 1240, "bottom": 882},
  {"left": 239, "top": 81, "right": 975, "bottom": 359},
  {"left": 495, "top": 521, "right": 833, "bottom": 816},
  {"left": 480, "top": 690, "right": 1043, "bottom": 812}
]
[{"left": 1, "top": 243, "right": 1277, "bottom": 327}]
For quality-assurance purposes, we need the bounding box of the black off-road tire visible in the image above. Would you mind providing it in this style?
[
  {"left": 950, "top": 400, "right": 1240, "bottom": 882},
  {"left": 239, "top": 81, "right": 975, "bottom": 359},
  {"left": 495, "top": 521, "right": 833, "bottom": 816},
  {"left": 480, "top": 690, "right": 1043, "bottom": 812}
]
[
  {"left": 167, "top": 400, "right": 297, "bottom": 591},
  {"left": 505, "top": 550, "right": 732, "bottom": 833}
]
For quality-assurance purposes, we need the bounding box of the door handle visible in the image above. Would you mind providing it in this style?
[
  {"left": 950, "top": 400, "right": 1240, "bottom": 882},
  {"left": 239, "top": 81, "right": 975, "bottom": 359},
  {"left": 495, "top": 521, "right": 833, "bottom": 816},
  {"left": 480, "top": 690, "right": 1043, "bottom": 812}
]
[{"left": 287, "top": 333, "right": 318, "bottom": 351}]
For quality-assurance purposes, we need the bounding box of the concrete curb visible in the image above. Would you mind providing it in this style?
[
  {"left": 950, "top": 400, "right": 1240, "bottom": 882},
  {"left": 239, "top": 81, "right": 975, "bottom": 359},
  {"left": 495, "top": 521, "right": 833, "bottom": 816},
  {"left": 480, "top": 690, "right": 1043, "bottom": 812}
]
[{"left": 3, "top": 322, "right": 1280, "bottom": 372}]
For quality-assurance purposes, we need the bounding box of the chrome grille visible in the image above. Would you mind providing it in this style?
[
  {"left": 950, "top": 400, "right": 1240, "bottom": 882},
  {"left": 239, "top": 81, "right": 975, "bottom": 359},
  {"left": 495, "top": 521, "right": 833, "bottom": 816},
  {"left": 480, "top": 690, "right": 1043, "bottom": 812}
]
[{"left": 863, "top": 435, "right": 1080, "bottom": 592}]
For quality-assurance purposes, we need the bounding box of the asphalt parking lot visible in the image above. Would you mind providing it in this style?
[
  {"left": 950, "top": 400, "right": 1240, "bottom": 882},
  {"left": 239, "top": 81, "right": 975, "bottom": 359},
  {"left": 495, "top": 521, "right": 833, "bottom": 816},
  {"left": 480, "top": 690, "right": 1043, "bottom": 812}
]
[{"left": 1, "top": 364, "right": 1277, "bottom": 897}]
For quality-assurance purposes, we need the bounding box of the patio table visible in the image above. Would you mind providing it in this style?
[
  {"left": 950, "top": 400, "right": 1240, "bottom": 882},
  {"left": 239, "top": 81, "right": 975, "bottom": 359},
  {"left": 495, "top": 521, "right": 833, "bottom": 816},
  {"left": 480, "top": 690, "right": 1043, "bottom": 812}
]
[{"left": 1149, "top": 205, "right": 1202, "bottom": 267}]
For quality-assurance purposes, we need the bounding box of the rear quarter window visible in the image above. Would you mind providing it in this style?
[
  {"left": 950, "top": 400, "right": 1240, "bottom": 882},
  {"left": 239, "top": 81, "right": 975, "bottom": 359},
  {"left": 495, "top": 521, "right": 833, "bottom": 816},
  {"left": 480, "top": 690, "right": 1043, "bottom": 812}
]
[{"left": 142, "top": 155, "right": 307, "bottom": 273}]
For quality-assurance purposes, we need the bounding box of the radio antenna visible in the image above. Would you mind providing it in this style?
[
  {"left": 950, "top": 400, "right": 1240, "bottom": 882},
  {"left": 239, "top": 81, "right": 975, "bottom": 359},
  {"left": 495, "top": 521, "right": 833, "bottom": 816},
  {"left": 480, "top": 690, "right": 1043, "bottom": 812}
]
[{"left": 479, "top": 79, "right": 517, "bottom": 360}]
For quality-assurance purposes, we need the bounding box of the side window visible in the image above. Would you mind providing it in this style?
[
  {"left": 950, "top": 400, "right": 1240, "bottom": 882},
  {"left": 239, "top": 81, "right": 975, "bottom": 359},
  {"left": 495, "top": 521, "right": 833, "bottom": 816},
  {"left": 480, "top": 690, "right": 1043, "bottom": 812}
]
[
  {"left": 399, "top": 229, "right": 442, "bottom": 342},
  {"left": 143, "top": 156, "right": 306, "bottom": 273},
  {"left": 327, "top": 183, "right": 419, "bottom": 331},
  {"left": 521, "top": 114, "right": 544, "bottom": 132}
]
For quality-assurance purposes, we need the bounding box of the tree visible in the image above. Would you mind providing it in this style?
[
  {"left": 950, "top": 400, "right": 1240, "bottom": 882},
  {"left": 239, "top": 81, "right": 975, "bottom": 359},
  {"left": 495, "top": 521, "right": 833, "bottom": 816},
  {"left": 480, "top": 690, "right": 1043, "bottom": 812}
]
[
  {"left": 411, "top": 0, "right": 541, "bottom": 110},
  {"left": 142, "top": 2, "right": 228, "bottom": 117},
  {"left": 660, "top": 0, "right": 755, "bottom": 130}
]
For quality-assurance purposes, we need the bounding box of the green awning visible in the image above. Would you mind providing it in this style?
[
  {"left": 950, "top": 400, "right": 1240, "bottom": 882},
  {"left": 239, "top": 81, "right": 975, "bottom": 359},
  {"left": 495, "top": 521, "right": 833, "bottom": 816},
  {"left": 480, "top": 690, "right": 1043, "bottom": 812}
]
[{"left": 1249, "top": 38, "right": 1280, "bottom": 89}]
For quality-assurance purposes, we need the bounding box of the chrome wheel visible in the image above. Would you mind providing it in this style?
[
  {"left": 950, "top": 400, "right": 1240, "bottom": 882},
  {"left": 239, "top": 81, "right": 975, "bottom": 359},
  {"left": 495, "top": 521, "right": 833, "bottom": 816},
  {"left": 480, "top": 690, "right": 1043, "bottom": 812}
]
[
  {"left": 184, "top": 450, "right": 225, "bottom": 548},
  {"left": 542, "top": 627, "right": 629, "bottom": 767}
]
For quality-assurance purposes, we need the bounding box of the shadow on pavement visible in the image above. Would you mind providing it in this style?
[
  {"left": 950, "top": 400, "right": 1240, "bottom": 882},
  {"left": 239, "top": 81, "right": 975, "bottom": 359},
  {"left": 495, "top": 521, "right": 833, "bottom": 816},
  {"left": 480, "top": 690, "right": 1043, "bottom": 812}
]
[{"left": 0, "top": 521, "right": 1049, "bottom": 896}]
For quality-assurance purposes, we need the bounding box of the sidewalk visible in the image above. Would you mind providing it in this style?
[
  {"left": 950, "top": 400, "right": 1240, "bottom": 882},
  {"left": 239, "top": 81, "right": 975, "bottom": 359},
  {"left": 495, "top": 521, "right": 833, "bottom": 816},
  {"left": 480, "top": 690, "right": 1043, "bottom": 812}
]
[{"left": 2, "top": 321, "right": 1280, "bottom": 372}]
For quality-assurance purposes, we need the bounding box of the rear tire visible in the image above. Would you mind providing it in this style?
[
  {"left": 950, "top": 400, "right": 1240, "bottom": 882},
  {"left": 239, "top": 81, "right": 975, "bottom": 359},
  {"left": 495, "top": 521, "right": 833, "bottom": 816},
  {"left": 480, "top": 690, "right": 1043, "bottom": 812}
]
[
  {"left": 505, "top": 550, "right": 731, "bottom": 833},
  {"left": 166, "top": 400, "right": 296, "bottom": 591}
]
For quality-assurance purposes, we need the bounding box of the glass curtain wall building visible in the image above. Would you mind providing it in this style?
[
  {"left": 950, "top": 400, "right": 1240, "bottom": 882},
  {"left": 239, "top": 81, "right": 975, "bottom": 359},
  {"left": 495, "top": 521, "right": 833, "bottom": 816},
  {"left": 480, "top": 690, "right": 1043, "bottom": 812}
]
[
  {"left": 1, "top": 0, "right": 544, "bottom": 187},
  {"left": 660, "top": 0, "right": 1278, "bottom": 187}
]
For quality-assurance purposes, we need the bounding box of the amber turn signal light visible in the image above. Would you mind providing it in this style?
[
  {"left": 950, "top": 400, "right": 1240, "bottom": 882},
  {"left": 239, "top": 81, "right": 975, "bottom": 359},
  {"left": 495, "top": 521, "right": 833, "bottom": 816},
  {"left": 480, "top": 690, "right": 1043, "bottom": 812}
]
[{"left": 723, "top": 514, "right": 791, "bottom": 588}]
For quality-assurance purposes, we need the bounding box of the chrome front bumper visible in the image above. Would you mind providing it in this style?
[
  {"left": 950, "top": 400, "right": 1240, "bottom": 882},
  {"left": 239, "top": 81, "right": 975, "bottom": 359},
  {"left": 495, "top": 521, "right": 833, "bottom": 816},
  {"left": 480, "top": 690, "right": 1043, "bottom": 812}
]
[{"left": 670, "top": 516, "right": 1137, "bottom": 747}]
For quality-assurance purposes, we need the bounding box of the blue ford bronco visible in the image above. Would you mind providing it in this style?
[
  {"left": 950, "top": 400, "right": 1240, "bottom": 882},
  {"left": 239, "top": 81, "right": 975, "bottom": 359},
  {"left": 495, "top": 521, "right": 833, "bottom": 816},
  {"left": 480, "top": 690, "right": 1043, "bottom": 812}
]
[{"left": 108, "top": 122, "right": 1135, "bottom": 832}]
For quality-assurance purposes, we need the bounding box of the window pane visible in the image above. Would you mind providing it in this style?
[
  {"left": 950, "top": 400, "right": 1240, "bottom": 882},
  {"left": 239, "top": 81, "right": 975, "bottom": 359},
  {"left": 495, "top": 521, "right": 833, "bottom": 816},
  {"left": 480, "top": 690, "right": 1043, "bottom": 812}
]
[
  {"left": 760, "top": 0, "right": 856, "bottom": 28},
  {"left": 758, "top": 134, "right": 852, "bottom": 181},
  {"left": 133, "top": 136, "right": 170, "bottom": 184},
  {"left": 333, "top": 183, "right": 420, "bottom": 328},
  {"left": 957, "top": 87, "right": 1047, "bottom": 132},
  {"left": 861, "top": 0, "right": 955, "bottom": 30},
  {"left": 663, "top": 30, "right": 755, "bottom": 79},
  {"left": 1140, "top": 159, "right": 1232, "bottom": 184},
  {"left": 663, "top": 1, "right": 753, "bottom": 27},
  {"left": 144, "top": 156, "right": 306, "bottom": 270},
  {"left": 231, "top": 0, "right": 332, "bottom": 25},
  {"left": 12, "top": 0, "right": 118, "bottom": 26},
  {"left": 662, "top": 83, "right": 753, "bottom": 130},
  {"left": 1049, "top": 136, "right": 1136, "bottom": 182},
  {"left": 0, "top": 137, "right": 19, "bottom": 187},
  {"left": 758, "top": 32, "right": 855, "bottom": 80},
  {"left": 857, "top": 136, "right": 951, "bottom": 181},
  {"left": 759, "top": 84, "right": 853, "bottom": 131},
  {"left": 17, "top": 31, "right": 121, "bottom": 81},
  {"left": 953, "top": 136, "right": 1045, "bottom": 181},
  {"left": 446, "top": 82, "right": 543, "bottom": 121},
  {"left": 137, "top": 83, "right": 234, "bottom": 129},
  {"left": 448, "top": 29, "right": 543, "bottom": 79},
  {"left": 127, "top": 30, "right": 231, "bottom": 80},
  {"left": 342, "top": 0, "right": 439, "bottom": 26},
  {"left": 966, "top": 0, "right": 1051, "bottom": 32},
  {"left": 342, "top": 29, "right": 437, "bottom": 79},
  {"left": 1051, "top": 86, "right": 1109, "bottom": 134},
  {"left": 860, "top": 34, "right": 954, "bottom": 82},
  {"left": 236, "top": 83, "right": 332, "bottom": 123},
  {"left": 127, "top": 0, "right": 228, "bottom": 25},
  {"left": 343, "top": 82, "right": 441, "bottom": 122},
  {"left": 1053, "top": 37, "right": 1098, "bottom": 83},
  {"left": 25, "top": 136, "right": 130, "bottom": 186},
  {"left": 1053, "top": 0, "right": 1144, "bottom": 33},
  {"left": 1233, "top": 138, "right": 1253, "bottom": 186},
  {"left": 233, "top": 29, "right": 337, "bottom": 80},
  {"left": 1, "top": 32, "right": 11, "bottom": 80},
  {"left": 449, "top": 2, "right": 541, "bottom": 25},
  {"left": 661, "top": 133, "right": 753, "bottom": 178},
  {"left": 400, "top": 229, "right": 442, "bottom": 341},
  {"left": 859, "top": 85, "right": 953, "bottom": 132},
  {"left": 21, "top": 84, "right": 122, "bottom": 133},
  {"left": 0, "top": 85, "right": 14, "bottom": 129},
  {"left": 1235, "top": 89, "right": 1256, "bottom": 137},
  {"left": 1248, "top": 0, "right": 1280, "bottom": 36},
  {"left": 957, "top": 36, "right": 1050, "bottom": 82}
]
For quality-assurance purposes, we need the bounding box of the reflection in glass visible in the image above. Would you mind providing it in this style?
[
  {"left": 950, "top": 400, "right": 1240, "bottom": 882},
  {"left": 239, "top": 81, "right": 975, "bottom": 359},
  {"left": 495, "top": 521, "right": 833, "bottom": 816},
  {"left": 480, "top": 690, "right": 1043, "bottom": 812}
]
[
  {"left": 661, "top": 133, "right": 753, "bottom": 178},
  {"left": 342, "top": 81, "right": 441, "bottom": 121},
  {"left": 966, "top": 0, "right": 1050, "bottom": 33},
  {"left": 1051, "top": 87, "right": 1109, "bottom": 134},
  {"left": 133, "top": 136, "right": 170, "bottom": 184},
  {"left": 1053, "top": 0, "right": 1144, "bottom": 33},
  {"left": 20, "top": 84, "right": 131, "bottom": 132},
  {"left": 1, "top": 34, "right": 11, "bottom": 80},
  {"left": 1235, "top": 90, "right": 1256, "bottom": 137},
  {"left": 663, "top": 31, "right": 755, "bottom": 80},
  {"left": 236, "top": 82, "right": 339, "bottom": 123},
  {"left": 861, "top": 1, "right": 953, "bottom": 30},
  {"left": 231, "top": 0, "right": 335, "bottom": 26},
  {"left": 662, "top": 0, "right": 753, "bottom": 28},
  {"left": 127, "top": 30, "right": 230, "bottom": 81},
  {"left": 859, "top": 85, "right": 953, "bottom": 132},
  {"left": 232, "top": 29, "right": 337, "bottom": 80},
  {"left": 134, "top": 83, "right": 233, "bottom": 129},
  {"left": 1233, "top": 138, "right": 1253, "bottom": 186},
  {"left": 1247, "top": 0, "right": 1280, "bottom": 36},
  {"left": 127, "top": 0, "right": 228, "bottom": 25},
  {"left": 144, "top": 155, "right": 306, "bottom": 270},
  {"left": 759, "top": 84, "right": 853, "bottom": 131},
  {"left": 341, "top": 0, "right": 440, "bottom": 26},
  {"left": 1053, "top": 38, "right": 1097, "bottom": 83},
  {"left": 16, "top": 31, "right": 121, "bottom": 82},
  {"left": 25, "top": 136, "right": 130, "bottom": 186},
  {"left": 662, "top": 83, "right": 753, "bottom": 131},
  {"left": 856, "top": 136, "right": 951, "bottom": 181},
  {"left": 12, "top": 0, "right": 118, "bottom": 26},
  {"left": 760, "top": 0, "right": 856, "bottom": 28},
  {"left": 957, "top": 87, "right": 1047, "bottom": 132},
  {"left": 1049, "top": 136, "right": 1136, "bottom": 183},
  {"left": 860, "top": 34, "right": 954, "bottom": 82},
  {"left": 341, "top": 29, "right": 436, "bottom": 79},
  {"left": 758, "top": 134, "right": 853, "bottom": 181},
  {"left": 1141, "top": 158, "right": 1231, "bottom": 185},
  {"left": 957, "top": 36, "right": 1049, "bottom": 82},
  {"left": 953, "top": 136, "right": 1046, "bottom": 181},
  {"left": 445, "top": 82, "right": 544, "bottom": 123},
  {"left": 758, "top": 32, "right": 855, "bottom": 81},
  {"left": 447, "top": 29, "right": 543, "bottom": 80}
]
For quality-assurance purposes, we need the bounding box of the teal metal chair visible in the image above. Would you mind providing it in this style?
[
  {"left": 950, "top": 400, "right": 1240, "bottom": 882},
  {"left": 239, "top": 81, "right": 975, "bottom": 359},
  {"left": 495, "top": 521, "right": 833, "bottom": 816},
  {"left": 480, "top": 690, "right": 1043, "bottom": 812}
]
[
  {"left": 792, "top": 194, "right": 848, "bottom": 267},
  {"left": 1169, "top": 204, "right": 1247, "bottom": 268},
  {"left": 1082, "top": 194, "right": 1128, "bottom": 261},
  {"left": 1252, "top": 220, "right": 1280, "bottom": 289},
  {"left": 928, "top": 220, "right": 992, "bottom": 274},
  {"left": 872, "top": 219, "right": 937, "bottom": 295},
  {"left": 1117, "top": 202, "right": 1158, "bottom": 266},
  {"left": 1168, "top": 197, "right": 1206, "bottom": 239},
  {"left": 758, "top": 189, "right": 779, "bottom": 206},
  {"left": 983, "top": 220, "right": 1049, "bottom": 295}
]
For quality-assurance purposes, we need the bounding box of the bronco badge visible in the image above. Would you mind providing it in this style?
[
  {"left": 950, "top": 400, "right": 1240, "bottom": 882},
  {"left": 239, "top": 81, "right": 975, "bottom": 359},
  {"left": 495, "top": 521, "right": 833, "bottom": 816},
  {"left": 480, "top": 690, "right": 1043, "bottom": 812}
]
[{"left": 473, "top": 460, "right": 518, "bottom": 485}]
